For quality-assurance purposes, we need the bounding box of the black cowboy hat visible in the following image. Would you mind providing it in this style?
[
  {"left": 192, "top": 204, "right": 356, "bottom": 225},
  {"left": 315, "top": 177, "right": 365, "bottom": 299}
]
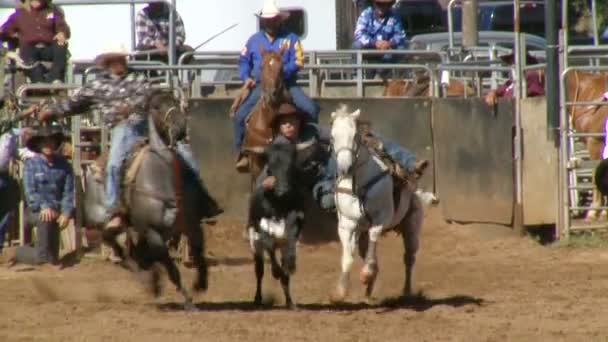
[
  {"left": 271, "top": 103, "right": 306, "bottom": 126},
  {"left": 595, "top": 158, "right": 608, "bottom": 197},
  {"left": 499, "top": 52, "right": 540, "bottom": 65},
  {"left": 25, "top": 124, "right": 66, "bottom": 153}
]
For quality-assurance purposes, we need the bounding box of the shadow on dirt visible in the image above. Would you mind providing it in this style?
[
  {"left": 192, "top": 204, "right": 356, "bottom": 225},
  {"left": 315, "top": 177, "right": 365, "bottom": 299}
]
[{"left": 155, "top": 292, "right": 485, "bottom": 313}]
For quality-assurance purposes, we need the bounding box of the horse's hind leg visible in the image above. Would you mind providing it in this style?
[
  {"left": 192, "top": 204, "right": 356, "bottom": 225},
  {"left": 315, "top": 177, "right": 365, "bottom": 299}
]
[
  {"left": 187, "top": 224, "right": 208, "bottom": 292},
  {"left": 253, "top": 248, "right": 264, "bottom": 306},
  {"left": 399, "top": 196, "right": 423, "bottom": 296},
  {"left": 147, "top": 229, "right": 194, "bottom": 310}
]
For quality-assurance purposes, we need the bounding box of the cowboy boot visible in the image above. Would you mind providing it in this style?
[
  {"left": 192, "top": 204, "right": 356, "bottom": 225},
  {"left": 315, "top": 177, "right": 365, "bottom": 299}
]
[
  {"left": 235, "top": 153, "right": 249, "bottom": 173},
  {"left": 412, "top": 159, "right": 429, "bottom": 179},
  {"left": 361, "top": 134, "right": 383, "bottom": 151}
]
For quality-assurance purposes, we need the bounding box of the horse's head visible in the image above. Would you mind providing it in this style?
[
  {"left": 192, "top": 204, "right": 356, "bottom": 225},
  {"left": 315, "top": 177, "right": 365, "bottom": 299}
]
[
  {"left": 146, "top": 89, "right": 188, "bottom": 148},
  {"left": 260, "top": 45, "right": 286, "bottom": 104},
  {"left": 264, "top": 142, "right": 297, "bottom": 198},
  {"left": 330, "top": 104, "right": 361, "bottom": 177}
]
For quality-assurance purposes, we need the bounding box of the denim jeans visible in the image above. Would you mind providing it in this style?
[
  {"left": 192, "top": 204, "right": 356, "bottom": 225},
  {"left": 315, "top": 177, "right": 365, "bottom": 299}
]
[
  {"left": 14, "top": 209, "right": 60, "bottom": 265},
  {"left": 0, "top": 174, "right": 12, "bottom": 252},
  {"left": 233, "top": 84, "right": 320, "bottom": 150},
  {"left": 377, "top": 135, "right": 417, "bottom": 172},
  {"left": 105, "top": 119, "right": 204, "bottom": 213},
  {"left": 351, "top": 41, "right": 401, "bottom": 79}
]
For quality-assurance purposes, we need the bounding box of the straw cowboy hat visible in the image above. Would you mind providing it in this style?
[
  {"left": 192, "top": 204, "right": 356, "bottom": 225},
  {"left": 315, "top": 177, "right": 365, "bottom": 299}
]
[
  {"left": 24, "top": 124, "right": 66, "bottom": 153},
  {"left": 256, "top": 0, "right": 289, "bottom": 20},
  {"left": 94, "top": 42, "right": 129, "bottom": 67}
]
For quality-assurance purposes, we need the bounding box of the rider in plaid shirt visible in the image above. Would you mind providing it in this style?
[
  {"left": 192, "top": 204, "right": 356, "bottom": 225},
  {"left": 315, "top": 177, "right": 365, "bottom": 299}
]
[{"left": 39, "top": 44, "right": 221, "bottom": 230}]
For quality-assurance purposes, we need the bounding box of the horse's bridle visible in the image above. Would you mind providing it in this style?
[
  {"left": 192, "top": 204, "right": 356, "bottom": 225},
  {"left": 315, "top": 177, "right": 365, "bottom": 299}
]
[{"left": 333, "top": 131, "right": 362, "bottom": 172}]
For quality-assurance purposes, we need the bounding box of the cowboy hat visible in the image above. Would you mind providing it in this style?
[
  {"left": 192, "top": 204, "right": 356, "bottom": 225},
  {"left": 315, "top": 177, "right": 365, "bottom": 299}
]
[
  {"left": 24, "top": 124, "right": 66, "bottom": 153},
  {"left": 256, "top": 0, "right": 289, "bottom": 20},
  {"left": 596, "top": 158, "right": 608, "bottom": 197},
  {"left": 272, "top": 103, "right": 304, "bottom": 125},
  {"left": 499, "top": 52, "right": 539, "bottom": 65},
  {"left": 95, "top": 42, "right": 129, "bottom": 68}
]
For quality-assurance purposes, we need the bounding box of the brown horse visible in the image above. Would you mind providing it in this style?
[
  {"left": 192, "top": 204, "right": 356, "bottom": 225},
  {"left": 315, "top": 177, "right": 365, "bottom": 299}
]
[
  {"left": 240, "top": 45, "right": 288, "bottom": 187},
  {"left": 383, "top": 74, "right": 475, "bottom": 97},
  {"left": 566, "top": 70, "right": 608, "bottom": 220}
]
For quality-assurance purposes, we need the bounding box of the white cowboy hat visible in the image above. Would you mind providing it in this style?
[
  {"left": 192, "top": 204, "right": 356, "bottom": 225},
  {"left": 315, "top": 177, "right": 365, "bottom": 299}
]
[
  {"left": 95, "top": 42, "right": 129, "bottom": 67},
  {"left": 256, "top": 0, "right": 289, "bottom": 20}
]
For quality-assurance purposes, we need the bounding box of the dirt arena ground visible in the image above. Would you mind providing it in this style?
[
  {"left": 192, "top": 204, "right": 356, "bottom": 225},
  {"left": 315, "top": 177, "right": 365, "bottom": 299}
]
[{"left": 1, "top": 207, "right": 608, "bottom": 341}]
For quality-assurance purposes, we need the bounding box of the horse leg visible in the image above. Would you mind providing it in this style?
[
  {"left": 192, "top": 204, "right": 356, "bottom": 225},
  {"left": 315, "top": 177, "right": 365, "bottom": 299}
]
[
  {"left": 586, "top": 139, "right": 604, "bottom": 221},
  {"left": 330, "top": 222, "right": 358, "bottom": 303},
  {"left": 360, "top": 225, "right": 383, "bottom": 300},
  {"left": 399, "top": 196, "right": 423, "bottom": 296},
  {"left": 102, "top": 226, "right": 128, "bottom": 264},
  {"left": 187, "top": 224, "right": 208, "bottom": 292},
  {"left": 253, "top": 248, "right": 264, "bottom": 306}
]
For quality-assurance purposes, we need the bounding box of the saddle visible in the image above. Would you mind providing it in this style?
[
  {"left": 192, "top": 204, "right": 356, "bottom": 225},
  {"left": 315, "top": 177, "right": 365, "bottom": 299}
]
[{"left": 89, "top": 139, "right": 149, "bottom": 209}]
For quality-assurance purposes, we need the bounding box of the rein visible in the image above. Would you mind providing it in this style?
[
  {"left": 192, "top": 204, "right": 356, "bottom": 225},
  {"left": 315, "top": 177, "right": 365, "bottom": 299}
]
[{"left": 333, "top": 130, "right": 389, "bottom": 223}]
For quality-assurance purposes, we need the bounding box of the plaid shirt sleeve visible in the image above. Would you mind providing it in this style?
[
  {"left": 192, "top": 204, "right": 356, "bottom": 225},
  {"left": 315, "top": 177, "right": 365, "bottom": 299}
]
[
  {"left": 354, "top": 9, "right": 375, "bottom": 48},
  {"left": 60, "top": 160, "right": 74, "bottom": 216},
  {"left": 175, "top": 11, "right": 186, "bottom": 46},
  {"left": 389, "top": 14, "right": 407, "bottom": 48},
  {"left": 49, "top": 81, "right": 97, "bottom": 118},
  {"left": 135, "top": 10, "right": 155, "bottom": 49},
  {"left": 23, "top": 159, "right": 43, "bottom": 211}
]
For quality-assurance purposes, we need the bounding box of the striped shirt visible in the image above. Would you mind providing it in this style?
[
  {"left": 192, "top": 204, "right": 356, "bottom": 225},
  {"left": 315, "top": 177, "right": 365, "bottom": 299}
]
[
  {"left": 23, "top": 154, "right": 74, "bottom": 215},
  {"left": 354, "top": 7, "right": 407, "bottom": 49},
  {"left": 135, "top": 4, "right": 186, "bottom": 49}
]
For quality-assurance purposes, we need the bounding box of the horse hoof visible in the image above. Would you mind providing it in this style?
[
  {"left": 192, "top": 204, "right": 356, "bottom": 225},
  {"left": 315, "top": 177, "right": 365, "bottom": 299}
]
[
  {"left": 330, "top": 286, "right": 347, "bottom": 304},
  {"left": 184, "top": 302, "right": 197, "bottom": 312},
  {"left": 359, "top": 265, "right": 377, "bottom": 285}
]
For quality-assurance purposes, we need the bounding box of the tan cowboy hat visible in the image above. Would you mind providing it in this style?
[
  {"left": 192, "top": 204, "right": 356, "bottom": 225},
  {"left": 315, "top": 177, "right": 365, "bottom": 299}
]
[
  {"left": 95, "top": 42, "right": 129, "bottom": 67},
  {"left": 256, "top": 0, "right": 290, "bottom": 20}
]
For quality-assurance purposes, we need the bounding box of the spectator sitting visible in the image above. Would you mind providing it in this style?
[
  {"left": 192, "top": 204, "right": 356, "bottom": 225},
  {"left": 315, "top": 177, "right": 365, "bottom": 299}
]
[
  {"left": 5, "top": 124, "right": 73, "bottom": 267},
  {"left": 0, "top": 0, "right": 70, "bottom": 84},
  {"left": 485, "top": 52, "right": 545, "bottom": 106},
  {"left": 352, "top": 0, "right": 406, "bottom": 78},
  {"left": 134, "top": 1, "right": 193, "bottom": 64}
]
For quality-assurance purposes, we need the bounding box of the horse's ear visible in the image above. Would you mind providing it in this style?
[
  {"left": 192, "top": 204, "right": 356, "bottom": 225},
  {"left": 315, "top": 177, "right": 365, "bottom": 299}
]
[
  {"left": 351, "top": 109, "right": 361, "bottom": 119},
  {"left": 258, "top": 43, "right": 265, "bottom": 54},
  {"left": 330, "top": 111, "right": 337, "bottom": 120}
]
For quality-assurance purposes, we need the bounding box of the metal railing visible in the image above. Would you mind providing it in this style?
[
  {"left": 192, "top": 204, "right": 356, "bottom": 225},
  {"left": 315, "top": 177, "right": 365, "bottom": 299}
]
[{"left": 559, "top": 65, "right": 608, "bottom": 238}]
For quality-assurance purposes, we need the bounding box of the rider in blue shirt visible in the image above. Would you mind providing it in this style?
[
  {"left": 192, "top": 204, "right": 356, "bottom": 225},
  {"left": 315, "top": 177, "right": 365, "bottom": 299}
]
[{"left": 234, "top": 1, "right": 319, "bottom": 170}]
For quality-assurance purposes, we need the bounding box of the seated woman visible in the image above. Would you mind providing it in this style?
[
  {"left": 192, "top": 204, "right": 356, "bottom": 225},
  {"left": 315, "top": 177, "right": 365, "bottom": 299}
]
[
  {"left": 257, "top": 103, "right": 428, "bottom": 210},
  {"left": 6, "top": 124, "right": 73, "bottom": 266}
]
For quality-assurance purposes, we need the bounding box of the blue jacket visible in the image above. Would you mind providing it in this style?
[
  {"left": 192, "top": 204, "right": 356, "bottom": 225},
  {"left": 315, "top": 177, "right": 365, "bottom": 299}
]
[
  {"left": 239, "top": 30, "right": 304, "bottom": 84},
  {"left": 23, "top": 154, "right": 74, "bottom": 215}
]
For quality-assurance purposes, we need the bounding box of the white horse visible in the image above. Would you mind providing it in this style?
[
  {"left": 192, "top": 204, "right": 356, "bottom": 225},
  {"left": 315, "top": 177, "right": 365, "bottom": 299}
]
[{"left": 329, "top": 105, "right": 426, "bottom": 302}]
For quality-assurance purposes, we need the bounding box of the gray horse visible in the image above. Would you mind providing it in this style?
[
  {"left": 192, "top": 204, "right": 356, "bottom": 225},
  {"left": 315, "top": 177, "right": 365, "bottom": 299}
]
[{"left": 83, "top": 90, "right": 208, "bottom": 310}]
